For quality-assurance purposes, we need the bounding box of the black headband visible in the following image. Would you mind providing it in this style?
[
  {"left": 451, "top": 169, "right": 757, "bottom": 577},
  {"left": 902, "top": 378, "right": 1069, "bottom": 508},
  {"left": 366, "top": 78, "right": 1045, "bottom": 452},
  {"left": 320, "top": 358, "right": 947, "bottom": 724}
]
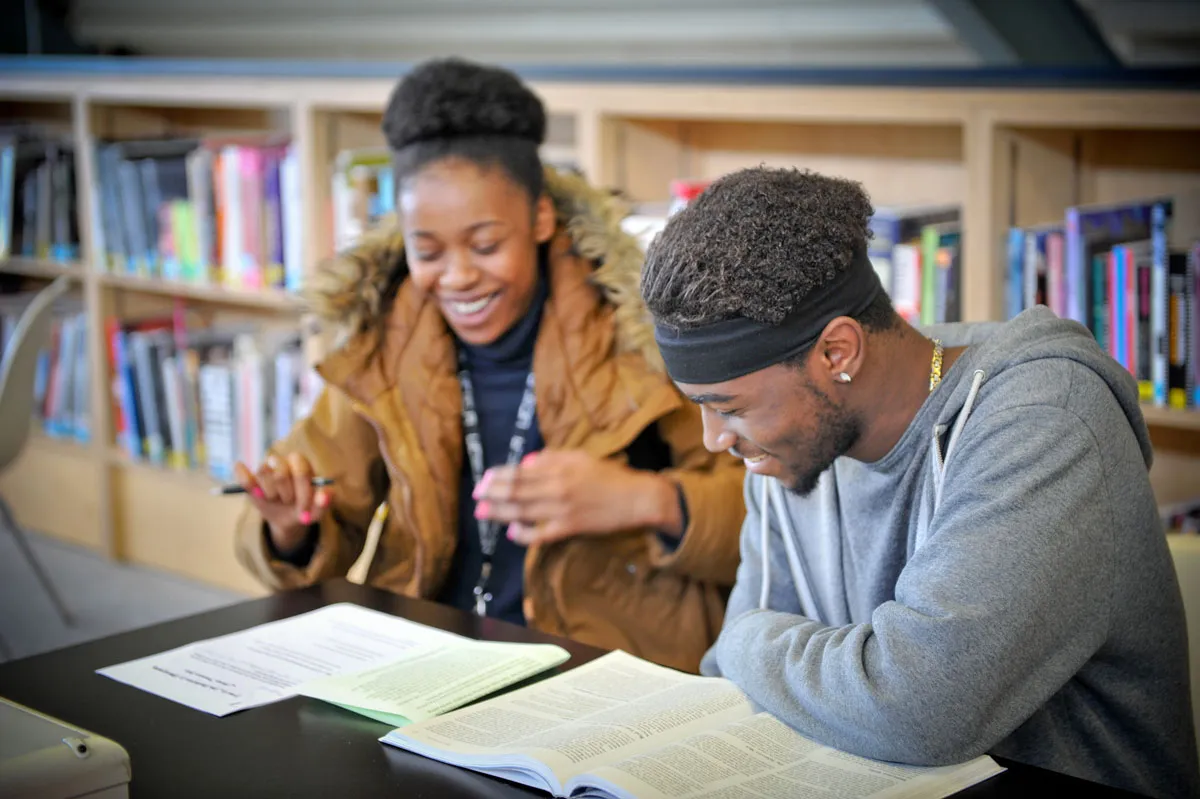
[{"left": 654, "top": 242, "right": 882, "bottom": 384}]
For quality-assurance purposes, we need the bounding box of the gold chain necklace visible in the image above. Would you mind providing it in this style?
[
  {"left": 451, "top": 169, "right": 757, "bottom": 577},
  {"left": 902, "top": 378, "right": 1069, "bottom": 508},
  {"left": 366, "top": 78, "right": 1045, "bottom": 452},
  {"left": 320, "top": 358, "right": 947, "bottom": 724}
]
[{"left": 929, "top": 339, "right": 944, "bottom": 393}]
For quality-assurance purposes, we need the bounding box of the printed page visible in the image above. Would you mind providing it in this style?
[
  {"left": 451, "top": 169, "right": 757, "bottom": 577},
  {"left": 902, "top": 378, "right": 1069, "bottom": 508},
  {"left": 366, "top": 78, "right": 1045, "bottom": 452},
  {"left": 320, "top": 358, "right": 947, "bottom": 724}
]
[
  {"left": 381, "top": 650, "right": 756, "bottom": 789},
  {"left": 573, "top": 713, "right": 1005, "bottom": 799},
  {"left": 296, "top": 639, "right": 570, "bottom": 726},
  {"left": 97, "top": 603, "right": 459, "bottom": 715}
]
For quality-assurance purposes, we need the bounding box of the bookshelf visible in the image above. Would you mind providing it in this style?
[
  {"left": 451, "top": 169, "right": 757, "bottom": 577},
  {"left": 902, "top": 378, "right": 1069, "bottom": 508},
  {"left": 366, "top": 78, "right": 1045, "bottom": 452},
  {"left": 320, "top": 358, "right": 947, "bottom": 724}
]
[
  {"left": 0, "top": 67, "right": 1198, "bottom": 593},
  {"left": 0, "top": 257, "right": 82, "bottom": 279}
]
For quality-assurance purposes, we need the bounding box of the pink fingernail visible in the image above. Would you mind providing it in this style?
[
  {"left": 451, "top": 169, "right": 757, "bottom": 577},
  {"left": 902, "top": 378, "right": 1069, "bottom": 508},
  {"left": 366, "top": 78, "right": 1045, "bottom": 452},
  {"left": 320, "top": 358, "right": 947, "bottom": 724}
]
[
  {"left": 473, "top": 472, "right": 493, "bottom": 500},
  {"left": 474, "top": 502, "right": 490, "bottom": 519},
  {"left": 522, "top": 453, "right": 538, "bottom": 466},
  {"left": 251, "top": 487, "right": 264, "bottom": 499},
  {"left": 299, "top": 511, "right": 312, "bottom": 525}
]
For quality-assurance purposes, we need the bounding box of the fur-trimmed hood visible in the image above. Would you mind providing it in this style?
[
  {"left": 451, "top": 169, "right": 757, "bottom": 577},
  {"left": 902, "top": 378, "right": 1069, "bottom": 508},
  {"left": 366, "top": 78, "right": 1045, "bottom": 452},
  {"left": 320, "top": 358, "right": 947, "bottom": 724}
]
[{"left": 304, "top": 166, "right": 662, "bottom": 370}]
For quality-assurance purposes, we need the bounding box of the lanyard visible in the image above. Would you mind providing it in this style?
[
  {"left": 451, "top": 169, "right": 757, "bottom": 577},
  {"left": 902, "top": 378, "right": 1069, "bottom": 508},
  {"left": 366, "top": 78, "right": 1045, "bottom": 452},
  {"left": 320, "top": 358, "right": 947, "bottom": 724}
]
[{"left": 457, "top": 349, "right": 537, "bottom": 617}]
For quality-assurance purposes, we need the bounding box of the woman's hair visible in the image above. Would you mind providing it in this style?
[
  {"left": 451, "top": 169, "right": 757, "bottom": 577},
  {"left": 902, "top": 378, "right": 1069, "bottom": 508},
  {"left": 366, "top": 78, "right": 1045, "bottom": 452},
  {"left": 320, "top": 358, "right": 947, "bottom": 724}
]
[{"left": 382, "top": 58, "right": 547, "bottom": 201}]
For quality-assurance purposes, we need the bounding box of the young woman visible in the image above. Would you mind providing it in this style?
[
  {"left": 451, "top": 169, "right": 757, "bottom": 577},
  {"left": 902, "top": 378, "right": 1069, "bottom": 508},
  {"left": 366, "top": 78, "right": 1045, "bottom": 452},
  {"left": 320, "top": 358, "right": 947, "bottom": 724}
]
[{"left": 232, "top": 58, "right": 745, "bottom": 672}]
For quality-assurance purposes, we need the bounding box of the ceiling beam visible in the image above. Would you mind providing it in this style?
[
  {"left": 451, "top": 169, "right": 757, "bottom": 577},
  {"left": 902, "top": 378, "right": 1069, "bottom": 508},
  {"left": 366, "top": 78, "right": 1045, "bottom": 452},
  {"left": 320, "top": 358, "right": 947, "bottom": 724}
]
[{"left": 928, "top": 0, "right": 1121, "bottom": 67}]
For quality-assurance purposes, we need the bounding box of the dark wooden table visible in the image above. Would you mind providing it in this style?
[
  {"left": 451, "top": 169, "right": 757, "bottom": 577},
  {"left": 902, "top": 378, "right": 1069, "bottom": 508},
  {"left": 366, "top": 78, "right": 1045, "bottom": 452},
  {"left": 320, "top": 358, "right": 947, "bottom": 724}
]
[{"left": 0, "top": 580, "right": 1143, "bottom": 798}]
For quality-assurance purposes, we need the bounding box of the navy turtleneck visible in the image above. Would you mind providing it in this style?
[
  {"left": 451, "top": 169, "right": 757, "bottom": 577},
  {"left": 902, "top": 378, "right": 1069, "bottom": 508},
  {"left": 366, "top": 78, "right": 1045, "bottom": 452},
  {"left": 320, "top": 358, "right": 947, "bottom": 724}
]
[{"left": 436, "top": 269, "right": 549, "bottom": 625}]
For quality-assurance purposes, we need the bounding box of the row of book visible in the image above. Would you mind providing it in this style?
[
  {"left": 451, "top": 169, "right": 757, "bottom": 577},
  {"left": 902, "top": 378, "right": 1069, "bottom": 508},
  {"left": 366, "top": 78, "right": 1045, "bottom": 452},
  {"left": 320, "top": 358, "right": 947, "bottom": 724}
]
[
  {"left": 0, "top": 291, "right": 90, "bottom": 442},
  {"left": 0, "top": 129, "right": 81, "bottom": 263},
  {"left": 92, "top": 135, "right": 305, "bottom": 293},
  {"left": 867, "top": 205, "right": 962, "bottom": 327},
  {"left": 1006, "top": 196, "right": 1199, "bottom": 409},
  {"left": 105, "top": 304, "right": 324, "bottom": 481}
]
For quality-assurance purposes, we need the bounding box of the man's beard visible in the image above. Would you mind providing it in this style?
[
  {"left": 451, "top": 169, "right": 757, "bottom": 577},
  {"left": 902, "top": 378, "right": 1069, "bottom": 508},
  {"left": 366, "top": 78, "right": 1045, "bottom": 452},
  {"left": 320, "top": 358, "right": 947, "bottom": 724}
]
[{"left": 784, "top": 385, "right": 861, "bottom": 497}]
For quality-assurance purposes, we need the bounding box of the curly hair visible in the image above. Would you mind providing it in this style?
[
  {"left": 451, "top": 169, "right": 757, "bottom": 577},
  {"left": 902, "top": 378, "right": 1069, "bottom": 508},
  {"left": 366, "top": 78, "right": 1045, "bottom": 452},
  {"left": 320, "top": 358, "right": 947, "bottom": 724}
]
[
  {"left": 382, "top": 57, "right": 546, "bottom": 200},
  {"left": 641, "top": 166, "right": 896, "bottom": 333}
]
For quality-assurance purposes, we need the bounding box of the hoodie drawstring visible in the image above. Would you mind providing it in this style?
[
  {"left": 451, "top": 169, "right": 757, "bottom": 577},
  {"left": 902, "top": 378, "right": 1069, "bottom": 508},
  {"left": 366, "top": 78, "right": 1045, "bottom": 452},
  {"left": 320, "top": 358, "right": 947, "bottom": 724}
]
[
  {"left": 933, "top": 369, "right": 986, "bottom": 511},
  {"left": 758, "top": 477, "right": 823, "bottom": 616},
  {"left": 758, "top": 367, "right": 988, "bottom": 613}
]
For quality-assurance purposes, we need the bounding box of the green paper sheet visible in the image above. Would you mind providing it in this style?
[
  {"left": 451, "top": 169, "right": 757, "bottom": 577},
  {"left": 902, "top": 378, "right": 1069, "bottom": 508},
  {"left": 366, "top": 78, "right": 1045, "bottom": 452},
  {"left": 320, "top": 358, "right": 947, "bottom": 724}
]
[{"left": 297, "top": 639, "right": 570, "bottom": 726}]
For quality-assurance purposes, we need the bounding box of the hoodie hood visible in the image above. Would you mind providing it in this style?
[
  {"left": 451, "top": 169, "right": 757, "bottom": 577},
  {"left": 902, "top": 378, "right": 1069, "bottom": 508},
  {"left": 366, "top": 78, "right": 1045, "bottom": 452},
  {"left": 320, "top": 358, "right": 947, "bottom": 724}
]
[
  {"left": 747, "top": 304, "right": 1160, "bottom": 661},
  {"left": 925, "top": 306, "right": 1153, "bottom": 469},
  {"left": 302, "top": 165, "right": 663, "bottom": 370}
]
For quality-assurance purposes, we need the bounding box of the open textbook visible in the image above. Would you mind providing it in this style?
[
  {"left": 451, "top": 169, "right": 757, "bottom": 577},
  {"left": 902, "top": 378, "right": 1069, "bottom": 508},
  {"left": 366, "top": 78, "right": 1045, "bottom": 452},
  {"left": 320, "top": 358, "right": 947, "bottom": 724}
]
[
  {"left": 98, "top": 603, "right": 568, "bottom": 725},
  {"left": 382, "top": 650, "right": 1004, "bottom": 799}
]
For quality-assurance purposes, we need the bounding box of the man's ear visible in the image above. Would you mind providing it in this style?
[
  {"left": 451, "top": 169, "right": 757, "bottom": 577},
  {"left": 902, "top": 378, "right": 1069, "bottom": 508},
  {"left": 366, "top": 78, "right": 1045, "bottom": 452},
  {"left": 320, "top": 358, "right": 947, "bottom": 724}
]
[
  {"left": 533, "top": 194, "right": 556, "bottom": 244},
  {"left": 816, "top": 316, "right": 866, "bottom": 384}
]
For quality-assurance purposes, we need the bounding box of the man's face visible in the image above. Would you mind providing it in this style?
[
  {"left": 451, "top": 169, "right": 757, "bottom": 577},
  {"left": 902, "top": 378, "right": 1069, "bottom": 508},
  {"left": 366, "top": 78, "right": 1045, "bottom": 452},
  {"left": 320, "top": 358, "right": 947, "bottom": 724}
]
[{"left": 677, "top": 360, "right": 861, "bottom": 496}]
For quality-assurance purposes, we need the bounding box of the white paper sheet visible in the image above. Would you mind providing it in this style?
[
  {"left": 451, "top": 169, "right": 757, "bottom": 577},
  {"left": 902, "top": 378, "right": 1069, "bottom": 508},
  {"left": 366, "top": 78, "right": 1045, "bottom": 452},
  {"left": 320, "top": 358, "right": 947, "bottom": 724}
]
[{"left": 97, "top": 603, "right": 458, "bottom": 716}]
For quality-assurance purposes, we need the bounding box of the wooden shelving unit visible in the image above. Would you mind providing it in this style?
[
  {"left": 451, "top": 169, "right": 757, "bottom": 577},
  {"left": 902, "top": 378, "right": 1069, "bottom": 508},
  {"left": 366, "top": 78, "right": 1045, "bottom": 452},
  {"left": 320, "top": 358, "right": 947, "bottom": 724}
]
[
  {"left": 1, "top": 67, "right": 1198, "bottom": 592},
  {"left": 1144, "top": 407, "right": 1200, "bottom": 434},
  {"left": 97, "top": 273, "right": 303, "bottom": 312},
  {"left": 0, "top": 257, "right": 83, "bottom": 279}
]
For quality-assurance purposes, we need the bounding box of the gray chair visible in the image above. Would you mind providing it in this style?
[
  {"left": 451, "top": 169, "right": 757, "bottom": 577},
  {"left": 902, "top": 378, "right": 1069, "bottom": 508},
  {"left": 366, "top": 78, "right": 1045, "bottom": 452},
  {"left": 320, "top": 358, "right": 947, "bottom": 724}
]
[{"left": 0, "top": 275, "right": 75, "bottom": 642}]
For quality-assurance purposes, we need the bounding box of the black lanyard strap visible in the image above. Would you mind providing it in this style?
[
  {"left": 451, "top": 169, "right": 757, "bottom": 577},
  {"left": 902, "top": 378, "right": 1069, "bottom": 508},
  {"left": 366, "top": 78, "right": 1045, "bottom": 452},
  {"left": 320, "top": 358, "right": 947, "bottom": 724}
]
[{"left": 456, "top": 349, "right": 537, "bottom": 615}]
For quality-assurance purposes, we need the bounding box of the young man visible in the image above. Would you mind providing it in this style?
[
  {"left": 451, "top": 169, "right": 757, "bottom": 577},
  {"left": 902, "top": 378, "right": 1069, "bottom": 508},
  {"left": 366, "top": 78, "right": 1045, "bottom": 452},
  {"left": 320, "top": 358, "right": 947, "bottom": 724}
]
[{"left": 640, "top": 166, "right": 1198, "bottom": 798}]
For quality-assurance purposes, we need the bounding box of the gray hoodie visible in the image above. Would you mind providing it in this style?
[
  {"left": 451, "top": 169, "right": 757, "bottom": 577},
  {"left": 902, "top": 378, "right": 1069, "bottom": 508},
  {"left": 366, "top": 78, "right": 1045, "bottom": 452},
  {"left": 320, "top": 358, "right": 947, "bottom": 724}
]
[{"left": 700, "top": 307, "right": 1199, "bottom": 798}]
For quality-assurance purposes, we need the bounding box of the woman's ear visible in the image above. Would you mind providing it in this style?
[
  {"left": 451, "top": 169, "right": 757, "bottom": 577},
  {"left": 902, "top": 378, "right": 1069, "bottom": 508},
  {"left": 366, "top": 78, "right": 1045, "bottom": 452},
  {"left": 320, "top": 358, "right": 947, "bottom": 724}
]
[{"left": 533, "top": 194, "right": 556, "bottom": 244}]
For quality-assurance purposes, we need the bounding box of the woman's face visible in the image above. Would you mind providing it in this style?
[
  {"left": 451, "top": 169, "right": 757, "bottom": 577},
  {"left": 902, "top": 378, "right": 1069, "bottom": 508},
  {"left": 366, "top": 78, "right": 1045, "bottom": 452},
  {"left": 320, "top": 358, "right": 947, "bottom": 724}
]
[{"left": 401, "top": 158, "right": 555, "bottom": 346}]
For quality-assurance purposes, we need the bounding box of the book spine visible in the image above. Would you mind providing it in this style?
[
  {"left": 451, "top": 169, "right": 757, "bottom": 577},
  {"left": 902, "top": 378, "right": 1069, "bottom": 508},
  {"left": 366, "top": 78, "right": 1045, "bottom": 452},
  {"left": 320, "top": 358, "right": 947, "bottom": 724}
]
[
  {"left": 97, "top": 146, "right": 126, "bottom": 273},
  {"left": 117, "top": 159, "right": 149, "bottom": 276},
  {"left": 867, "top": 216, "right": 901, "bottom": 298},
  {"left": 35, "top": 158, "right": 52, "bottom": 259},
  {"left": 1006, "top": 228, "right": 1024, "bottom": 319},
  {"left": 221, "top": 145, "right": 242, "bottom": 289},
  {"left": 1169, "top": 252, "right": 1189, "bottom": 409},
  {"left": 162, "top": 355, "right": 187, "bottom": 471},
  {"left": 130, "top": 332, "right": 164, "bottom": 464},
  {"left": 264, "top": 150, "right": 285, "bottom": 289},
  {"left": 211, "top": 149, "right": 226, "bottom": 285},
  {"left": 146, "top": 336, "right": 175, "bottom": 465},
  {"left": 1064, "top": 208, "right": 1085, "bottom": 325},
  {"left": 187, "top": 149, "right": 215, "bottom": 284},
  {"left": 1108, "top": 247, "right": 1120, "bottom": 366},
  {"left": 239, "top": 146, "right": 264, "bottom": 290},
  {"left": 110, "top": 324, "right": 142, "bottom": 459},
  {"left": 1045, "top": 233, "right": 1064, "bottom": 318},
  {"left": 281, "top": 146, "right": 304, "bottom": 293},
  {"left": 1137, "top": 250, "right": 1154, "bottom": 402},
  {"left": 199, "top": 361, "right": 235, "bottom": 482},
  {"left": 920, "top": 226, "right": 938, "bottom": 327},
  {"left": 104, "top": 319, "right": 127, "bottom": 453},
  {"left": 158, "top": 204, "right": 179, "bottom": 281},
  {"left": 1189, "top": 244, "right": 1199, "bottom": 408},
  {"left": 0, "top": 138, "right": 13, "bottom": 259},
  {"left": 73, "top": 314, "right": 90, "bottom": 443},
  {"left": 1151, "top": 202, "right": 1171, "bottom": 406},
  {"left": 891, "top": 244, "right": 920, "bottom": 324},
  {"left": 138, "top": 159, "right": 163, "bottom": 276},
  {"left": 51, "top": 154, "right": 71, "bottom": 261}
]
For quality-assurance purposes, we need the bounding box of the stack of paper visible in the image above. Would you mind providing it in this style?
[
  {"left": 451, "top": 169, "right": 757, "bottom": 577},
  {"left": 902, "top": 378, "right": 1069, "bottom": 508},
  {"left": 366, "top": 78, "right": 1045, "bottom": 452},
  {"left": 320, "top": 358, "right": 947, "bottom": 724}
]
[{"left": 97, "top": 603, "right": 569, "bottom": 726}]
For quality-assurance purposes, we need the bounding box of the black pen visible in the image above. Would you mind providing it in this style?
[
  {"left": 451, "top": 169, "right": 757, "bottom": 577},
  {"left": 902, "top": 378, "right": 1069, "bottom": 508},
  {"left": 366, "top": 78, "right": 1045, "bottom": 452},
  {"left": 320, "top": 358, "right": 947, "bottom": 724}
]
[{"left": 210, "top": 477, "right": 336, "bottom": 496}]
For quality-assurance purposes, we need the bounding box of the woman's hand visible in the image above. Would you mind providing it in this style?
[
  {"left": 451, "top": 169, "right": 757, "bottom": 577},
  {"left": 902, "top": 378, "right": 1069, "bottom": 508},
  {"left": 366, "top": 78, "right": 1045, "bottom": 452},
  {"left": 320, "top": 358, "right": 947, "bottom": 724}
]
[
  {"left": 235, "top": 453, "right": 333, "bottom": 555},
  {"left": 473, "top": 450, "right": 683, "bottom": 546}
]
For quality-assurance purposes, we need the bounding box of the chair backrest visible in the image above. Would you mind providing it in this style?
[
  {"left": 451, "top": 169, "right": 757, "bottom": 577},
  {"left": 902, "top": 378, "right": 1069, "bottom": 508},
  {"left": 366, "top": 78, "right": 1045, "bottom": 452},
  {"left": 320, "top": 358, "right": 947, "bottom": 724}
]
[
  {"left": 1169, "top": 533, "right": 1200, "bottom": 761},
  {"left": 0, "top": 276, "right": 73, "bottom": 474}
]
